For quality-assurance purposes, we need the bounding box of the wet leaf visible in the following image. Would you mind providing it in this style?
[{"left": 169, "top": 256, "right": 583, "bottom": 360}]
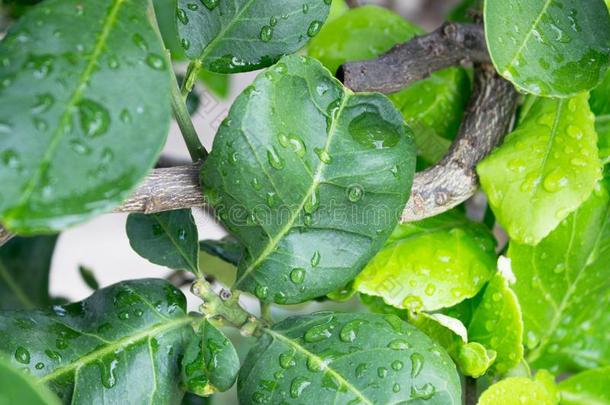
[
  {"left": 509, "top": 179, "right": 610, "bottom": 373},
  {"left": 181, "top": 319, "right": 239, "bottom": 396},
  {"left": 558, "top": 367, "right": 610, "bottom": 405},
  {"left": 0, "top": 235, "right": 58, "bottom": 310},
  {"left": 0, "top": 356, "right": 61, "bottom": 405},
  {"left": 478, "top": 375, "right": 558, "bottom": 405},
  {"left": 176, "top": 0, "right": 331, "bottom": 73},
  {"left": 591, "top": 69, "right": 610, "bottom": 163},
  {"left": 238, "top": 312, "right": 461, "bottom": 404},
  {"left": 199, "top": 236, "right": 243, "bottom": 266},
  {"left": 127, "top": 209, "right": 200, "bottom": 275},
  {"left": 153, "top": 0, "right": 185, "bottom": 59},
  {"left": 467, "top": 273, "right": 524, "bottom": 375},
  {"left": 0, "top": 0, "right": 172, "bottom": 233},
  {"left": 0, "top": 279, "right": 196, "bottom": 404},
  {"left": 478, "top": 94, "right": 602, "bottom": 245},
  {"left": 354, "top": 210, "right": 496, "bottom": 312},
  {"left": 201, "top": 55, "right": 416, "bottom": 304},
  {"left": 485, "top": 0, "right": 610, "bottom": 97},
  {"left": 308, "top": 5, "right": 470, "bottom": 166}
]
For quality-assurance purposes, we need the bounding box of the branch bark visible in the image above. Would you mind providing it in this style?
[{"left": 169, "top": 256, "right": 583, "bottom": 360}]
[
  {"left": 0, "top": 165, "right": 205, "bottom": 247},
  {"left": 339, "top": 23, "right": 518, "bottom": 222}
]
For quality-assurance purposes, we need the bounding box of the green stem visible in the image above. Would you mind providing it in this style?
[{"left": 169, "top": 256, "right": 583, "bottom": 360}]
[
  {"left": 260, "top": 302, "right": 274, "bottom": 323},
  {"left": 181, "top": 60, "right": 203, "bottom": 100},
  {"left": 191, "top": 279, "right": 265, "bottom": 336},
  {"left": 146, "top": 0, "right": 207, "bottom": 162}
]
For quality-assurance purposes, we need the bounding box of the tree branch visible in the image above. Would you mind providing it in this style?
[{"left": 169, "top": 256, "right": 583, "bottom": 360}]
[{"left": 338, "top": 23, "right": 518, "bottom": 222}]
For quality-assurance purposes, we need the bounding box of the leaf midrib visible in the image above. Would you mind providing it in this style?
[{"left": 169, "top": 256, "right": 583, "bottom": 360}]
[
  {"left": 0, "top": 259, "right": 36, "bottom": 309},
  {"left": 39, "top": 316, "right": 195, "bottom": 383},
  {"left": 152, "top": 214, "right": 199, "bottom": 275},
  {"left": 500, "top": 0, "right": 553, "bottom": 75},
  {"left": 264, "top": 329, "right": 373, "bottom": 405},
  {"left": 234, "top": 92, "right": 351, "bottom": 287},
  {"left": 7, "top": 0, "right": 126, "bottom": 220}
]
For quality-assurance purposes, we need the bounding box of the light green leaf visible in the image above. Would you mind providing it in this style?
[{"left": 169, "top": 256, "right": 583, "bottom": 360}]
[
  {"left": 176, "top": 0, "right": 330, "bottom": 73},
  {"left": 354, "top": 210, "right": 496, "bottom": 312},
  {"left": 181, "top": 319, "right": 239, "bottom": 396},
  {"left": 201, "top": 55, "right": 416, "bottom": 304},
  {"left": 458, "top": 342, "right": 496, "bottom": 378},
  {"left": 484, "top": 0, "right": 610, "bottom": 97},
  {"left": 0, "top": 0, "right": 172, "bottom": 233},
  {"left": 308, "top": 5, "right": 471, "bottom": 165},
  {"left": 0, "top": 235, "right": 58, "bottom": 310},
  {"left": 327, "top": 0, "right": 348, "bottom": 22},
  {"left": 478, "top": 375, "right": 558, "bottom": 405},
  {"left": 127, "top": 209, "right": 200, "bottom": 275},
  {"left": 0, "top": 279, "right": 195, "bottom": 404},
  {"left": 478, "top": 93, "right": 602, "bottom": 245},
  {"left": 591, "top": 69, "right": 610, "bottom": 163},
  {"left": 510, "top": 179, "right": 610, "bottom": 373},
  {"left": 238, "top": 312, "right": 461, "bottom": 404},
  {"left": 468, "top": 273, "right": 524, "bottom": 375},
  {"left": 558, "top": 367, "right": 610, "bottom": 405},
  {"left": 198, "top": 69, "right": 230, "bottom": 99},
  {"left": 0, "top": 356, "right": 61, "bottom": 405}
]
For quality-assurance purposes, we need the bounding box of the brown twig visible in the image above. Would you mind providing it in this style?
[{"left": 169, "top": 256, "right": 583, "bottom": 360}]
[{"left": 339, "top": 23, "right": 518, "bottom": 222}]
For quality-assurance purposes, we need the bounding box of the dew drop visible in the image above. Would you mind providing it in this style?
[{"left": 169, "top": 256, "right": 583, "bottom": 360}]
[
  {"left": 314, "top": 147, "right": 332, "bottom": 164},
  {"left": 260, "top": 26, "right": 273, "bottom": 42},
  {"left": 349, "top": 112, "right": 400, "bottom": 149},
  {"left": 310, "top": 251, "right": 321, "bottom": 267},
  {"left": 31, "top": 93, "right": 55, "bottom": 114},
  {"left": 410, "top": 353, "right": 424, "bottom": 377},
  {"left": 290, "top": 376, "right": 311, "bottom": 398},
  {"left": 290, "top": 268, "right": 305, "bottom": 284},
  {"left": 307, "top": 20, "right": 322, "bottom": 37},
  {"left": 77, "top": 99, "right": 110, "bottom": 138},
  {"left": 339, "top": 319, "right": 365, "bottom": 343},
  {"left": 176, "top": 8, "right": 189, "bottom": 25},
  {"left": 304, "top": 319, "right": 335, "bottom": 343},
  {"left": 146, "top": 53, "right": 165, "bottom": 70},
  {"left": 14, "top": 347, "right": 30, "bottom": 364},
  {"left": 201, "top": 0, "right": 219, "bottom": 10},
  {"left": 388, "top": 339, "right": 411, "bottom": 350},
  {"left": 347, "top": 185, "right": 363, "bottom": 202},
  {"left": 267, "top": 147, "right": 285, "bottom": 170},
  {"left": 411, "top": 383, "right": 435, "bottom": 400}
]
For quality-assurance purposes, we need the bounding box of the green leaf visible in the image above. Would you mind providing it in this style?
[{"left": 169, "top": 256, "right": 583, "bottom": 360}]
[
  {"left": 198, "top": 69, "right": 230, "bottom": 99},
  {"left": 199, "top": 236, "right": 243, "bottom": 266},
  {"left": 591, "top": 69, "right": 610, "bottom": 163},
  {"left": 327, "top": 0, "right": 348, "bottom": 22},
  {"left": 0, "top": 279, "right": 195, "bottom": 404},
  {"left": 201, "top": 55, "right": 416, "bottom": 304},
  {"left": 478, "top": 94, "right": 602, "bottom": 245},
  {"left": 478, "top": 374, "right": 558, "bottom": 405},
  {"left": 181, "top": 319, "right": 239, "bottom": 396},
  {"left": 509, "top": 179, "right": 610, "bottom": 373},
  {"left": 448, "top": 0, "right": 482, "bottom": 23},
  {"left": 484, "top": 0, "right": 610, "bottom": 97},
  {"left": 237, "top": 312, "right": 461, "bottom": 404},
  {"left": 127, "top": 209, "right": 200, "bottom": 275},
  {"left": 354, "top": 210, "right": 496, "bottom": 312},
  {"left": 558, "top": 367, "right": 610, "bottom": 405},
  {"left": 0, "top": 0, "right": 172, "bottom": 233},
  {"left": 0, "top": 235, "right": 58, "bottom": 310},
  {"left": 0, "top": 356, "right": 61, "bottom": 405},
  {"left": 467, "top": 273, "right": 524, "bottom": 375},
  {"left": 176, "top": 0, "right": 331, "bottom": 73},
  {"left": 308, "top": 6, "right": 470, "bottom": 165},
  {"left": 153, "top": 0, "right": 186, "bottom": 60},
  {"left": 78, "top": 265, "right": 99, "bottom": 291}
]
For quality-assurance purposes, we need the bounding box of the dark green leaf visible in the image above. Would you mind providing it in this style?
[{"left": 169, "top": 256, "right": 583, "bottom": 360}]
[
  {"left": 308, "top": 6, "right": 470, "bottom": 165},
  {"left": 181, "top": 319, "right": 239, "bottom": 396},
  {"left": 127, "top": 209, "right": 200, "bottom": 275},
  {"left": 485, "top": 0, "right": 610, "bottom": 97},
  {"left": 153, "top": 0, "right": 186, "bottom": 59},
  {"left": 510, "top": 179, "right": 610, "bottom": 373},
  {"left": 448, "top": 0, "right": 481, "bottom": 23},
  {"left": 78, "top": 265, "right": 99, "bottom": 291},
  {"left": 181, "top": 392, "right": 211, "bottom": 405},
  {"left": 0, "top": 355, "right": 61, "bottom": 405},
  {"left": 0, "top": 279, "right": 195, "bottom": 404},
  {"left": 176, "top": 0, "right": 331, "bottom": 73},
  {"left": 202, "top": 55, "right": 415, "bottom": 304},
  {"left": 199, "top": 236, "right": 243, "bottom": 266},
  {"left": 354, "top": 210, "right": 497, "bottom": 312},
  {"left": 478, "top": 94, "right": 602, "bottom": 245},
  {"left": 0, "top": 0, "right": 172, "bottom": 233},
  {"left": 558, "top": 367, "right": 610, "bottom": 405},
  {"left": 0, "top": 235, "right": 58, "bottom": 310},
  {"left": 238, "top": 312, "right": 461, "bottom": 404}
]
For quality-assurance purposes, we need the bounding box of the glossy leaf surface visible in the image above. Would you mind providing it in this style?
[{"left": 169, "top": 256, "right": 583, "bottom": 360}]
[
  {"left": 485, "top": 0, "right": 610, "bottom": 97},
  {"left": 0, "top": 356, "right": 61, "bottom": 405},
  {"left": 478, "top": 94, "right": 602, "bottom": 245},
  {"left": 199, "top": 237, "right": 243, "bottom": 266},
  {"left": 202, "top": 55, "right": 416, "bottom": 304},
  {"left": 176, "top": 0, "right": 331, "bottom": 73},
  {"left": 0, "top": 235, "right": 58, "bottom": 310},
  {"left": 238, "top": 312, "right": 461, "bottom": 404},
  {"left": 478, "top": 376, "right": 557, "bottom": 405},
  {"left": 308, "top": 5, "right": 470, "bottom": 165},
  {"left": 127, "top": 209, "right": 200, "bottom": 275},
  {"left": 354, "top": 210, "right": 496, "bottom": 312},
  {"left": 0, "top": 0, "right": 172, "bottom": 233},
  {"left": 591, "top": 69, "right": 610, "bottom": 163},
  {"left": 0, "top": 279, "right": 195, "bottom": 404},
  {"left": 510, "top": 179, "right": 610, "bottom": 373},
  {"left": 181, "top": 319, "right": 239, "bottom": 396},
  {"left": 558, "top": 367, "right": 610, "bottom": 405},
  {"left": 467, "top": 273, "right": 524, "bottom": 375}
]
